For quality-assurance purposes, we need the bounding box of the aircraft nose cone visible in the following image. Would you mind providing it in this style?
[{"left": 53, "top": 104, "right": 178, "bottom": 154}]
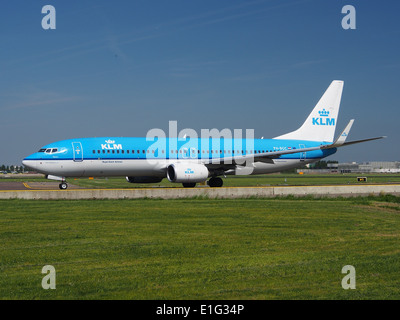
[{"left": 22, "top": 159, "right": 36, "bottom": 170}]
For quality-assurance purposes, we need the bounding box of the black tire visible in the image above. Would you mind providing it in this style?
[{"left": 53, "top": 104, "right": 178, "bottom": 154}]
[
  {"left": 208, "top": 177, "right": 223, "bottom": 187},
  {"left": 182, "top": 182, "right": 196, "bottom": 188},
  {"left": 59, "top": 182, "right": 68, "bottom": 190}
]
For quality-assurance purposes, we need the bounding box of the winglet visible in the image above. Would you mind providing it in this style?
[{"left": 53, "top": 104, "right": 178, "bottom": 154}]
[{"left": 331, "top": 119, "right": 354, "bottom": 147}]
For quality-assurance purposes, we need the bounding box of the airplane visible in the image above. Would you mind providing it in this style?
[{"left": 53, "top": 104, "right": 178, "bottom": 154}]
[{"left": 22, "top": 80, "right": 384, "bottom": 190}]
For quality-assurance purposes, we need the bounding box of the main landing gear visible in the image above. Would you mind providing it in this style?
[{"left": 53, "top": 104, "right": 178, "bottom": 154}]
[
  {"left": 208, "top": 177, "right": 223, "bottom": 188},
  {"left": 182, "top": 182, "right": 196, "bottom": 188},
  {"left": 59, "top": 182, "right": 68, "bottom": 190},
  {"left": 181, "top": 177, "right": 224, "bottom": 188}
]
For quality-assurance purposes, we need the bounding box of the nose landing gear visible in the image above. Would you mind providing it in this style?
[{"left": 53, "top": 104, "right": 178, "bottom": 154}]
[{"left": 59, "top": 182, "right": 68, "bottom": 190}]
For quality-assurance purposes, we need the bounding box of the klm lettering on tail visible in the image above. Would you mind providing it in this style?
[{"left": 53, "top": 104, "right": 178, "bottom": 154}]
[{"left": 312, "top": 109, "right": 335, "bottom": 126}]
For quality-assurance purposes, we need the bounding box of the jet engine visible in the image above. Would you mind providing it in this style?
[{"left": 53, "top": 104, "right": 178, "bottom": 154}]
[{"left": 167, "top": 163, "right": 209, "bottom": 183}]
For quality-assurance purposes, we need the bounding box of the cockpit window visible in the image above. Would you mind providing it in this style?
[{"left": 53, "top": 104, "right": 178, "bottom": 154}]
[{"left": 40, "top": 148, "right": 59, "bottom": 154}]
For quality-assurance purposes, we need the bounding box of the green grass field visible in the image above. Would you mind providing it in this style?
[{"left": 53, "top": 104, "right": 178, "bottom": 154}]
[{"left": 1, "top": 196, "right": 399, "bottom": 300}]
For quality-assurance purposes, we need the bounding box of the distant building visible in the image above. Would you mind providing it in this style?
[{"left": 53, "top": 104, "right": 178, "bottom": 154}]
[
  {"left": 298, "top": 161, "right": 400, "bottom": 173},
  {"left": 340, "top": 161, "right": 400, "bottom": 173}
]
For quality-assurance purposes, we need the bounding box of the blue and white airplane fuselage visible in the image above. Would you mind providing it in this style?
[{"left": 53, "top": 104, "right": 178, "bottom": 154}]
[
  {"left": 23, "top": 137, "right": 336, "bottom": 176},
  {"left": 22, "top": 81, "right": 384, "bottom": 189}
]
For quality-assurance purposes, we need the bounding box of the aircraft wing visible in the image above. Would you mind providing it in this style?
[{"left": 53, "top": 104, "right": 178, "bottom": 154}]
[
  {"left": 328, "top": 136, "right": 386, "bottom": 147},
  {"left": 203, "top": 145, "right": 324, "bottom": 169},
  {"left": 203, "top": 126, "right": 385, "bottom": 168}
]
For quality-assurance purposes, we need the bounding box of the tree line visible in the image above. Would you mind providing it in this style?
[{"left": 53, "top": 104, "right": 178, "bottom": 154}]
[{"left": 0, "top": 165, "right": 27, "bottom": 173}]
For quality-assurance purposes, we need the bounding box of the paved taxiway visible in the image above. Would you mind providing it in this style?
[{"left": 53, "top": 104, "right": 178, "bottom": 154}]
[
  {"left": 1, "top": 182, "right": 400, "bottom": 199},
  {"left": 0, "top": 181, "right": 83, "bottom": 191}
]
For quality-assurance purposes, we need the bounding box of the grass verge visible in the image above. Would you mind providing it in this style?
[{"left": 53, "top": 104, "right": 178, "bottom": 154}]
[{"left": 0, "top": 196, "right": 399, "bottom": 299}]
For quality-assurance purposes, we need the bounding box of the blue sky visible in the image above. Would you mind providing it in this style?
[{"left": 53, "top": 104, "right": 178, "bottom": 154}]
[{"left": 1, "top": 0, "right": 399, "bottom": 165}]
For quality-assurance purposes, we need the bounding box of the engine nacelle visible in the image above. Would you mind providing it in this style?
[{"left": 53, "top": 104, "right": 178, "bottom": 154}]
[
  {"left": 126, "top": 176, "right": 163, "bottom": 183},
  {"left": 167, "top": 163, "right": 209, "bottom": 183}
]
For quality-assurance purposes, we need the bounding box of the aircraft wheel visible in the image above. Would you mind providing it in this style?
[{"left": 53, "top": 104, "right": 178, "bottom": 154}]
[
  {"left": 182, "top": 183, "right": 196, "bottom": 188},
  {"left": 59, "top": 182, "right": 68, "bottom": 190},
  {"left": 208, "top": 177, "right": 223, "bottom": 187}
]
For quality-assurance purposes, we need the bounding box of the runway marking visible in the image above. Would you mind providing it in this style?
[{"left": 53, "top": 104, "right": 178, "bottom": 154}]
[{"left": 23, "top": 182, "right": 33, "bottom": 189}]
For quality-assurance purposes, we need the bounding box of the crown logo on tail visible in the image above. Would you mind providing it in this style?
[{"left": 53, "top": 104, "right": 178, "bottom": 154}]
[{"left": 318, "top": 109, "right": 329, "bottom": 117}]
